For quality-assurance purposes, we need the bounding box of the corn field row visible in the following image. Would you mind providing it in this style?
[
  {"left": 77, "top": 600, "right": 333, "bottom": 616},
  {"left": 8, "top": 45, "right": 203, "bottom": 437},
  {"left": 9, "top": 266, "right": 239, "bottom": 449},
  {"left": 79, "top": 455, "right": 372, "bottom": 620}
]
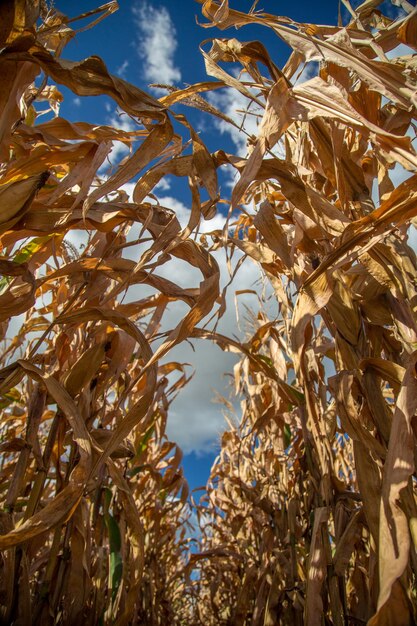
[{"left": 0, "top": 0, "right": 416, "bottom": 624}]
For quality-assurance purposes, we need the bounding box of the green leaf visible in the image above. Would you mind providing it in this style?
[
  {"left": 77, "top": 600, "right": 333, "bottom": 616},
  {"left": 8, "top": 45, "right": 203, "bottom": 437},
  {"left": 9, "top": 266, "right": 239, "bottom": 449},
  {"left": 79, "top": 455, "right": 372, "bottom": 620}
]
[
  {"left": 104, "top": 507, "right": 123, "bottom": 602},
  {"left": 127, "top": 464, "right": 145, "bottom": 478},
  {"left": 0, "top": 235, "right": 60, "bottom": 295},
  {"left": 0, "top": 388, "right": 21, "bottom": 409},
  {"left": 109, "top": 552, "right": 123, "bottom": 602},
  {"left": 258, "top": 354, "right": 274, "bottom": 367},
  {"left": 135, "top": 425, "right": 154, "bottom": 457},
  {"left": 13, "top": 234, "right": 57, "bottom": 265},
  {"left": 283, "top": 424, "right": 291, "bottom": 449},
  {"left": 106, "top": 512, "right": 121, "bottom": 554}
]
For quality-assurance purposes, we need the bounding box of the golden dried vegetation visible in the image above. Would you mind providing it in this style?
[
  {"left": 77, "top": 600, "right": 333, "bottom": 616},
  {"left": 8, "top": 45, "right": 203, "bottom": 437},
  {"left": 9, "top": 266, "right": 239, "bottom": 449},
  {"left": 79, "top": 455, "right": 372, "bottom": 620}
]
[{"left": 0, "top": 0, "right": 417, "bottom": 624}]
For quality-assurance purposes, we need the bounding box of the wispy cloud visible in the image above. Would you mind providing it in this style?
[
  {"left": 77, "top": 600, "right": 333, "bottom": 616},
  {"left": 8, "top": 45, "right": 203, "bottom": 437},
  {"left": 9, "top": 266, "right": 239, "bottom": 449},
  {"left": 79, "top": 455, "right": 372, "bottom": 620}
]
[
  {"left": 132, "top": 1, "right": 181, "bottom": 88},
  {"left": 207, "top": 79, "right": 266, "bottom": 188},
  {"left": 109, "top": 108, "right": 136, "bottom": 133},
  {"left": 293, "top": 61, "right": 318, "bottom": 85},
  {"left": 116, "top": 59, "right": 129, "bottom": 78},
  {"left": 208, "top": 88, "right": 254, "bottom": 156},
  {"left": 207, "top": 71, "right": 264, "bottom": 162},
  {"left": 160, "top": 248, "right": 271, "bottom": 454},
  {"left": 118, "top": 193, "right": 268, "bottom": 454},
  {"left": 98, "top": 109, "right": 136, "bottom": 169}
]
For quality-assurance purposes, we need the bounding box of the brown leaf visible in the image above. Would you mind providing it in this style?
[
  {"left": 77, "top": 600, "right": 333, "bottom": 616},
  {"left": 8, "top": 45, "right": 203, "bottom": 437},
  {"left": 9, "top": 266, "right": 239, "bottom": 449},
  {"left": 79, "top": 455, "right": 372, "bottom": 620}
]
[{"left": 374, "top": 353, "right": 417, "bottom": 616}]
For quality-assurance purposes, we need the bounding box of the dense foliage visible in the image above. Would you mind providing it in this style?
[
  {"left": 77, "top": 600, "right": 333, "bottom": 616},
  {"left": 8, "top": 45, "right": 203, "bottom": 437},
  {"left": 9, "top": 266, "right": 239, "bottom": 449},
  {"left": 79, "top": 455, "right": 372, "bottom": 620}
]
[{"left": 0, "top": 0, "right": 416, "bottom": 624}]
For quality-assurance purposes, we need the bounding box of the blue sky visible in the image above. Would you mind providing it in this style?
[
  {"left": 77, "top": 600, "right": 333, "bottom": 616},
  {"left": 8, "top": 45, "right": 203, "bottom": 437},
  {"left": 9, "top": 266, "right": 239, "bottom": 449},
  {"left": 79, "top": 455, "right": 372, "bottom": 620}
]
[
  {"left": 49, "top": 0, "right": 409, "bottom": 492},
  {"left": 58, "top": 0, "right": 343, "bottom": 137}
]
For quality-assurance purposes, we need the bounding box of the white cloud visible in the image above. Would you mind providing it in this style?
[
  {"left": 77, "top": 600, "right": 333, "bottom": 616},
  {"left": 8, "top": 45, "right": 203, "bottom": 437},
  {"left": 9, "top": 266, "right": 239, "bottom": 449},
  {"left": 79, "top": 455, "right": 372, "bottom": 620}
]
[
  {"left": 156, "top": 195, "right": 191, "bottom": 227},
  {"left": 101, "top": 141, "right": 130, "bottom": 169},
  {"left": 371, "top": 122, "right": 414, "bottom": 205},
  {"left": 206, "top": 73, "right": 284, "bottom": 190},
  {"left": 161, "top": 249, "right": 271, "bottom": 454},
  {"left": 207, "top": 86, "right": 263, "bottom": 192},
  {"left": 389, "top": 162, "right": 413, "bottom": 188},
  {"left": 117, "top": 59, "right": 129, "bottom": 77},
  {"left": 143, "top": 195, "right": 226, "bottom": 233},
  {"left": 154, "top": 177, "right": 171, "bottom": 192},
  {"left": 100, "top": 110, "right": 137, "bottom": 169},
  {"left": 293, "top": 62, "right": 319, "bottom": 85},
  {"left": 385, "top": 42, "right": 414, "bottom": 60},
  {"left": 132, "top": 2, "right": 181, "bottom": 88},
  {"left": 208, "top": 87, "right": 261, "bottom": 157},
  {"left": 73, "top": 154, "right": 269, "bottom": 455},
  {"left": 108, "top": 109, "right": 136, "bottom": 133},
  {"left": 73, "top": 97, "right": 81, "bottom": 106},
  {"left": 118, "top": 181, "right": 137, "bottom": 201},
  {"left": 110, "top": 187, "right": 269, "bottom": 454}
]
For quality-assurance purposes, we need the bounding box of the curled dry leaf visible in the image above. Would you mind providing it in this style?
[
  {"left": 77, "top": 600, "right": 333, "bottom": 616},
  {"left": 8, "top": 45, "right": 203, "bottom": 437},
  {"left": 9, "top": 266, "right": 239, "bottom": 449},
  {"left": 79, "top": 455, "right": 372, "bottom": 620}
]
[{"left": 1, "top": 0, "right": 417, "bottom": 624}]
